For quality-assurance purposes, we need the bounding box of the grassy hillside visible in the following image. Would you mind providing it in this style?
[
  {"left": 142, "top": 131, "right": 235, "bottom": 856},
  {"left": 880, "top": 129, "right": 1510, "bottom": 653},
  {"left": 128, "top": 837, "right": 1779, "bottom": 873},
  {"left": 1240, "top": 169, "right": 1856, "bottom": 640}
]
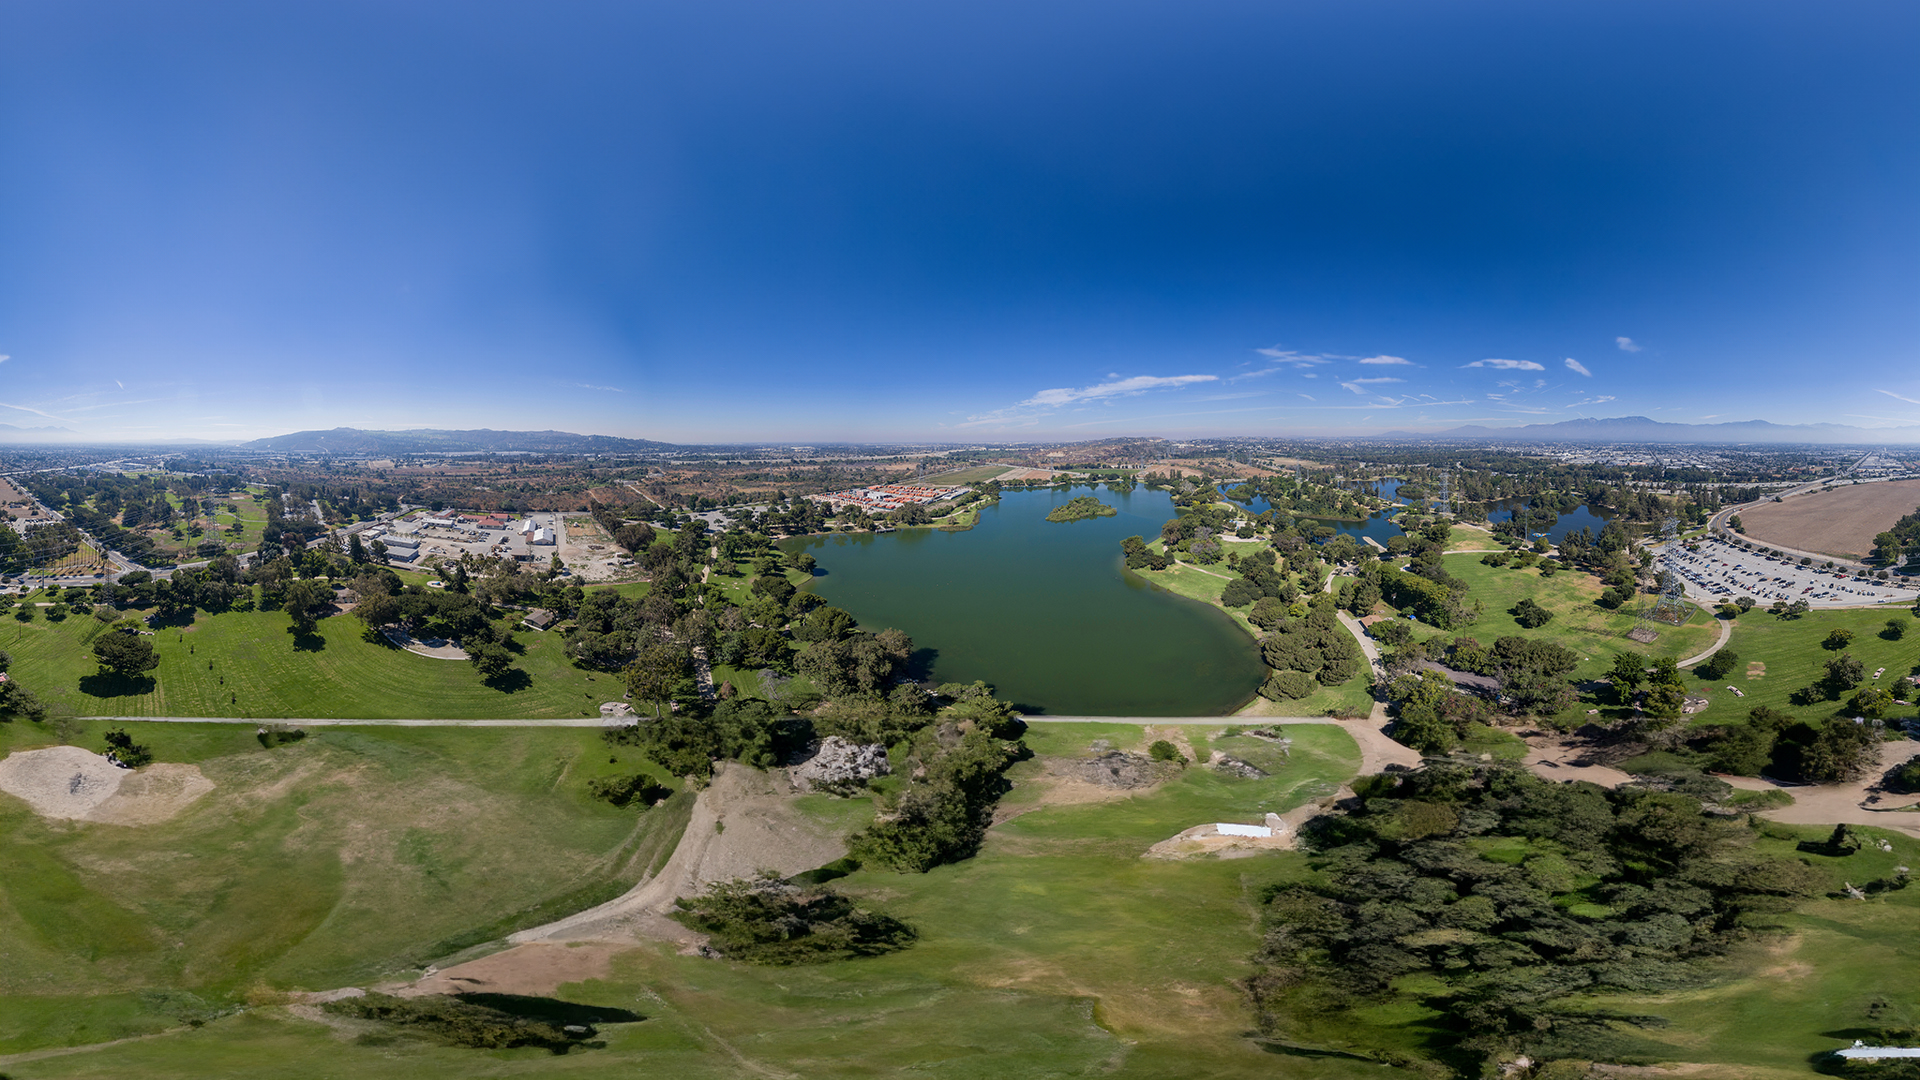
[
  {"left": 0, "top": 721, "right": 684, "bottom": 1054},
  {"left": 5, "top": 607, "right": 622, "bottom": 719},
  {"left": 7, "top": 719, "right": 1920, "bottom": 1077},
  {"left": 0, "top": 721, "right": 1377, "bottom": 1079}
]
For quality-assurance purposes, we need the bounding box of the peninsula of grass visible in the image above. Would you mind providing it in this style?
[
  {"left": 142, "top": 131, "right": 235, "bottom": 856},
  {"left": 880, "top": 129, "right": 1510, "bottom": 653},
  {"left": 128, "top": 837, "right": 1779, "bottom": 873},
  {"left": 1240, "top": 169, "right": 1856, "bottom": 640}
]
[
  {"left": 1127, "top": 547, "right": 1373, "bottom": 718},
  {"left": 3, "top": 606, "right": 625, "bottom": 719},
  {"left": 1044, "top": 494, "right": 1117, "bottom": 523}
]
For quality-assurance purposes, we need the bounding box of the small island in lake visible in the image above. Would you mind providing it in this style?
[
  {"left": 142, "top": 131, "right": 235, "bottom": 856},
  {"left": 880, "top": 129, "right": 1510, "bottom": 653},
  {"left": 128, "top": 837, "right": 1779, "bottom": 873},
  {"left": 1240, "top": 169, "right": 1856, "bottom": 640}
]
[{"left": 1045, "top": 495, "right": 1118, "bottom": 522}]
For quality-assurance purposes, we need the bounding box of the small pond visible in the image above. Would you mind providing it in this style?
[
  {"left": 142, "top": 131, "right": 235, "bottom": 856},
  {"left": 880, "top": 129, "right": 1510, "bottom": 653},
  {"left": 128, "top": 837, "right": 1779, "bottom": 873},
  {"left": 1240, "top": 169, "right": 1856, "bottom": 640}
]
[{"left": 1483, "top": 500, "right": 1617, "bottom": 544}]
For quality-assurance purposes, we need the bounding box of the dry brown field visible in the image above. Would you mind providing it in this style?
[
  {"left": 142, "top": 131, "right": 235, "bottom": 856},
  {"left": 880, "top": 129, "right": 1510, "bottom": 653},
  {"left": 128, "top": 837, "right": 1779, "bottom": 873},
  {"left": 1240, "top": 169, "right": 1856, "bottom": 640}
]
[{"left": 1739, "top": 478, "right": 1920, "bottom": 558}]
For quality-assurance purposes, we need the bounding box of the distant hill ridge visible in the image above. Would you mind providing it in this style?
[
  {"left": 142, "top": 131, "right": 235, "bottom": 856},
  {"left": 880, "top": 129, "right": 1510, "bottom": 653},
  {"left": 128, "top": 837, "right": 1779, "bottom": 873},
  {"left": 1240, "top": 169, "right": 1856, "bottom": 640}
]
[
  {"left": 1406, "top": 415, "right": 1920, "bottom": 444},
  {"left": 241, "top": 427, "right": 674, "bottom": 454}
]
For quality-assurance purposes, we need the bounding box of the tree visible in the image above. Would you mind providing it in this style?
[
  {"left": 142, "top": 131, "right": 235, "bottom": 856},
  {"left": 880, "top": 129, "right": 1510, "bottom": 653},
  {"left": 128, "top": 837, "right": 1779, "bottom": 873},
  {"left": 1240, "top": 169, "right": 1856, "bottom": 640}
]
[
  {"left": 468, "top": 641, "right": 513, "bottom": 680},
  {"left": 1510, "top": 598, "right": 1552, "bottom": 628},
  {"left": 1609, "top": 652, "right": 1646, "bottom": 702},
  {"left": 92, "top": 632, "right": 159, "bottom": 677},
  {"left": 102, "top": 728, "right": 153, "bottom": 768},
  {"left": 1823, "top": 653, "right": 1865, "bottom": 694},
  {"left": 1802, "top": 719, "right": 1878, "bottom": 783},
  {"left": 1697, "top": 648, "right": 1740, "bottom": 681},
  {"left": 625, "top": 641, "right": 689, "bottom": 718},
  {"left": 284, "top": 578, "right": 332, "bottom": 635},
  {"left": 1886, "top": 618, "right": 1908, "bottom": 641},
  {"left": 1147, "top": 740, "right": 1184, "bottom": 763},
  {"left": 1823, "top": 628, "right": 1854, "bottom": 650}
]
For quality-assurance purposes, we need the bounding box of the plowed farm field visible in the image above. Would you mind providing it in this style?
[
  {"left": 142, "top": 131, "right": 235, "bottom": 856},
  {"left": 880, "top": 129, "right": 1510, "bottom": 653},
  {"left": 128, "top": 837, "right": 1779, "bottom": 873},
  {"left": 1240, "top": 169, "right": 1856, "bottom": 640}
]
[{"left": 1740, "top": 478, "right": 1920, "bottom": 558}]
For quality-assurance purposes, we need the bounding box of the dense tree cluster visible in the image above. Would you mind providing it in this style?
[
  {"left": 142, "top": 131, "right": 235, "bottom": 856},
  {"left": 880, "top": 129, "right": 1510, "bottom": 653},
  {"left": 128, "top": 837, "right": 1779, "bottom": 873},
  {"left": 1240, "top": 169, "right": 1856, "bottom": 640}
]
[
  {"left": 1251, "top": 764, "right": 1828, "bottom": 1069},
  {"left": 671, "top": 874, "right": 915, "bottom": 964}
]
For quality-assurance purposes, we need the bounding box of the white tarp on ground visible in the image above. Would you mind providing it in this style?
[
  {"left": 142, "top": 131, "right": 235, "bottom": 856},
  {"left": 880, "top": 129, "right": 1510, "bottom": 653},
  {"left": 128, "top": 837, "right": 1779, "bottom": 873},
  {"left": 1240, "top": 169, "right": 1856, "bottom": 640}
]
[{"left": 1215, "top": 823, "right": 1272, "bottom": 838}]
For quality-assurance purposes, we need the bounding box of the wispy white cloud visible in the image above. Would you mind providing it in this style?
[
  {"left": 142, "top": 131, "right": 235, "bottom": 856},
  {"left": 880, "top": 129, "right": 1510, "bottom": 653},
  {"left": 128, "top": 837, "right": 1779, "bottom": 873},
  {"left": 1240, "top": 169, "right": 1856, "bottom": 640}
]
[
  {"left": 1339, "top": 382, "right": 1368, "bottom": 394},
  {"left": 574, "top": 383, "right": 626, "bottom": 393},
  {"left": 960, "top": 373, "right": 1219, "bottom": 427},
  {"left": 1463, "top": 358, "right": 1546, "bottom": 371},
  {"left": 0, "top": 355, "right": 9, "bottom": 364},
  {"left": 1348, "top": 377, "right": 1404, "bottom": 385},
  {"left": 1358, "top": 355, "right": 1413, "bottom": 366},
  {"left": 1020, "top": 374, "right": 1217, "bottom": 408},
  {"left": 0, "top": 401, "right": 74, "bottom": 424},
  {"left": 1616, "top": 336, "right": 1643, "bottom": 352},
  {"left": 1255, "top": 347, "right": 1333, "bottom": 367},
  {"left": 1567, "top": 396, "right": 1616, "bottom": 408},
  {"left": 1298, "top": 394, "right": 1316, "bottom": 401},
  {"left": 1874, "top": 388, "right": 1920, "bottom": 406},
  {"left": 1564, "top": 357, "right": 1592, "bottom": 377}
]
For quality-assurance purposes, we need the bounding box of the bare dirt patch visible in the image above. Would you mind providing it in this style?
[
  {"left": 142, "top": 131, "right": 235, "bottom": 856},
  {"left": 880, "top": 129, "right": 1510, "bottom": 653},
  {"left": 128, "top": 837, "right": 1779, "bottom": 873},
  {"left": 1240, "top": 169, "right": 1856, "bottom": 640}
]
[
  {"left": 1747, "top": 661, "right": 1767, "bottom": 678},
  {"left": 0, "top": 746, "right": 213, "bottom": 825},
  {"left": 1741, "top": 479, "right": 1920, "bottom": 558},
  {"left": 402, "top": 942, "right": 629, "bottom": 998}
]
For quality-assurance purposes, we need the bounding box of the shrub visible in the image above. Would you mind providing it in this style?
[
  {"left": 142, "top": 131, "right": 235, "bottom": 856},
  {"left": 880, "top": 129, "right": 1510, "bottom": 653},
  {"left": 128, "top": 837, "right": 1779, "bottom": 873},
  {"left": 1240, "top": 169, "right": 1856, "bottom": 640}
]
[
  {"left": 1147, "top": 740, "right": 1183, "bottom": 763},
  {"left": 588, "top": 773, "right": 672, "bottom": 808},
  {"left": 1260, "top": 669, "right": 1318, "bottom": 701},
  {"left": 1510, "top": 598, "right": 1553, "bottom": 629},
  {"left": 672, "top": 874, "right": 915, "bottom": 964}
]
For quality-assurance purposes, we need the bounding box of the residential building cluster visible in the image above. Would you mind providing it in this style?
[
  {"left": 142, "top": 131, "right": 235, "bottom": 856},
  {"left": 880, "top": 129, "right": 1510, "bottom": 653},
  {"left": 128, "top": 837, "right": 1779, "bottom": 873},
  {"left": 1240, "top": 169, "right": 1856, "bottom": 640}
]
[{"left": 810, "top": 483, "right": 968, "bottom": 513}]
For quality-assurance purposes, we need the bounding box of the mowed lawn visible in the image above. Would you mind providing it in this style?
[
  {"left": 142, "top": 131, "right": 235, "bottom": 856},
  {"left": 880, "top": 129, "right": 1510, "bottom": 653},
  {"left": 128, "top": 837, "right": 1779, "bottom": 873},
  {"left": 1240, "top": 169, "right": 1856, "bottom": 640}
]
[
  {"left": 1433, "top": 553, "right": 1720, "bottom": 681},
  {"left": 0, "top": 722, "right": 683, "bottom": 1054},
  {"left": 5, "top": 607, "right": 623, "bottom": 719},
  {"left": 6, "top": 722, "right": 1386, "bottom": 1080},
  {"left": 1692, "top": 605, "right": 1920, "bottom": 724}
]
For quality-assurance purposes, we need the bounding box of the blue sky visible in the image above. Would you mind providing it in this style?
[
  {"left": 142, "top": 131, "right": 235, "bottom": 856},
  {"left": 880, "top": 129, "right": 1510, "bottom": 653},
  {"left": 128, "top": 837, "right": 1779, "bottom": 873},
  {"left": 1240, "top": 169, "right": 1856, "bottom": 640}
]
[{"left": 1, "top": 0, "right": 1916, "bottom": 443}]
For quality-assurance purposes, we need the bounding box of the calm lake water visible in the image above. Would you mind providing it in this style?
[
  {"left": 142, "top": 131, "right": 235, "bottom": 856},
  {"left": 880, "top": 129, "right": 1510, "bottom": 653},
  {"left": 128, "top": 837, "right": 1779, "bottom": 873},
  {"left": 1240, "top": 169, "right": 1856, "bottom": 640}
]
[
  {"left": 1483, "top": 500, "right": 1616, "bottom": 544},
  {"left": 787, "top": 487, "right": 1264, "bottom": 716}
]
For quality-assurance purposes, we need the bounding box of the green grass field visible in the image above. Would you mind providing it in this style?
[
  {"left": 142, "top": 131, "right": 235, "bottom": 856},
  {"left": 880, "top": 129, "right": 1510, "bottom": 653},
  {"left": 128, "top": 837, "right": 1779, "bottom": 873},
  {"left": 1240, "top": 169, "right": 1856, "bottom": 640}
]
[
  {"left": 1434, "top": 552, "right": 1719, "bottom": 676},
  {"left": 4, "top": 606, "right": 624, "bottom": 719},
  {"left": 1692, "top": 605, "right": 1920, "bottom": 724},
  {"left": 0, "top": 721, "right": 683, "bottom": 1055},
  {"left": 1, "top": 721, "right": 1383, "bottom": 1080},
  {"left": 11, "top": 716, "right": 1920, "bottom": 1078}
]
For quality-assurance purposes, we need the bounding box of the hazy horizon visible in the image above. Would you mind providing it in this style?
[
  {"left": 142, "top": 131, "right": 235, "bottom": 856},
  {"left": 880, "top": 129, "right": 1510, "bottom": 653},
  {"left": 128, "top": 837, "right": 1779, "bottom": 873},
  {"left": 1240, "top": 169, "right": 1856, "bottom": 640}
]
[{"left": 3, "top": 1, "right": 1915, "bottom": 443}]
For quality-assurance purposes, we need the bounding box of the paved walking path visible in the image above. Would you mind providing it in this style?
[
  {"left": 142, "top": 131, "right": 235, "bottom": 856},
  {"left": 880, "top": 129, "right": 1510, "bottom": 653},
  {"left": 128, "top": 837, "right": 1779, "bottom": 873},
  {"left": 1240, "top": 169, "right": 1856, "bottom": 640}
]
[{"left": 1677, "top": 615, "right": 1734, "bottom": 668}]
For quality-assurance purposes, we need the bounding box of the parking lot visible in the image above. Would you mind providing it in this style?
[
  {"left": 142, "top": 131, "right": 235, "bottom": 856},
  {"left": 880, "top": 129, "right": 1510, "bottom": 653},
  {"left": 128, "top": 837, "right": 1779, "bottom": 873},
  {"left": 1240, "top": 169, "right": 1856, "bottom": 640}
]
[{"left": 1659, "top": 536, "right": 1918, "bottom": 608}]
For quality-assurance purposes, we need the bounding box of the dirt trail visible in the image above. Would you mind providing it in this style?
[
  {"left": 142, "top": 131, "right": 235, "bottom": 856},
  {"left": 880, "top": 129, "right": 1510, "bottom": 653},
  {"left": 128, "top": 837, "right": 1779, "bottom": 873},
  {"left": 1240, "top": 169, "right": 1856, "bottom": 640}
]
[{"left": 506, "top": 762, "right": 849, "bottom": 948}]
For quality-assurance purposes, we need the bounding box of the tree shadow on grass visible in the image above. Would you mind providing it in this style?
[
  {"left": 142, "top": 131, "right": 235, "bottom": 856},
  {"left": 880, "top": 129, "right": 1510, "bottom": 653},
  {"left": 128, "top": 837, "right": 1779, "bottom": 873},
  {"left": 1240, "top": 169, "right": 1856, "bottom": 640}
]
[
  {"left": 288, "top": 627, "right": 327, "bottom": 652},
  {"left": 484, "top": 669, "right": 532, "bottom": 694},
  {"left": 79, "top": 672, "right": 157, "bottom": 697},
  {"left": 451, "top": 993, "right": 642, "bottom": 1027}
]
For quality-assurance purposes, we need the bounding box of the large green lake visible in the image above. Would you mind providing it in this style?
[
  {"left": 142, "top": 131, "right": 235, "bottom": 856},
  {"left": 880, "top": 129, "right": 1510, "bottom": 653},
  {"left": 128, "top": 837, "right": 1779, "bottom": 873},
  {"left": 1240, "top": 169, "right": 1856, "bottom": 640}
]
[{"left": 787, "top": 487, "right": 1263, "bottom": 716}]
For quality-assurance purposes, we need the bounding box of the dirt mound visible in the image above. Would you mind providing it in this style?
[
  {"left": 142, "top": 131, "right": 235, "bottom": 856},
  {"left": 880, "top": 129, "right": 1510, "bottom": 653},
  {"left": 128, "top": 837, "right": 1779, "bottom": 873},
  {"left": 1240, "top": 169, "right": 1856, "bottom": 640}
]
[
  {"left": 0, "top": 745, "right": 213, "bottom": 825},
  {"left": 505, "top": 762, "right": 850, "bottom": 947},
  {"left": 1051, "top": 750, "right": 1177, "bottom": 789},
  {"left": 789, "top": 737, "right": 890, "bottom": 793},
  {"left": 399, "top": 942, "right": 628, "bottom": 999}
]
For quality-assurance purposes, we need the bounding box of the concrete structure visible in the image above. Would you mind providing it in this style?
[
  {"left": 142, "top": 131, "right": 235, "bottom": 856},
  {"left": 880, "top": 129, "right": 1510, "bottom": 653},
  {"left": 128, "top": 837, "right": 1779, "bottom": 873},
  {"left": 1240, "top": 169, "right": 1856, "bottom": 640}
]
[{"left": 1835, "top": 1041, "right": 1920, "bottom": 1061}]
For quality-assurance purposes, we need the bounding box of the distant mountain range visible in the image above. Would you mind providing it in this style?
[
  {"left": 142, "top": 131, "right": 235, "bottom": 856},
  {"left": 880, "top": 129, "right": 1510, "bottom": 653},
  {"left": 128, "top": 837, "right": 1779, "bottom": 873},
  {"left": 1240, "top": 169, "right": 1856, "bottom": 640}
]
[
  {"left": 241, "top": 427, "right": 674, "bottom": 454},
  {"left": 1402, "top": 416, "right": 1920, "bottom": 445},
  {"left": 0, "top": 423, "right": 76, "bottom": 440}
]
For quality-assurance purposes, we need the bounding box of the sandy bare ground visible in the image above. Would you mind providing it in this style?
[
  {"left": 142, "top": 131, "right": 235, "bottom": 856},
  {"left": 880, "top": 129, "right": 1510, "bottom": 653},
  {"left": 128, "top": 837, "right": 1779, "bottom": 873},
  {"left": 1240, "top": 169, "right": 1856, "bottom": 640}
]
[
  {"left": 401, "top": 942, "right": 629, "bottom": 998},
  {"left": 1719, "top": 740, "right": 1920, "bottom": 837},
  {"left": 0, "top": 745, "right": 213, "bottom": 825},
  {"left": 505, "top": 762, "right": 849, "bottom": 949},
  {"left": 1740, "top": 478, "right": 1920, "bottom": 558}
]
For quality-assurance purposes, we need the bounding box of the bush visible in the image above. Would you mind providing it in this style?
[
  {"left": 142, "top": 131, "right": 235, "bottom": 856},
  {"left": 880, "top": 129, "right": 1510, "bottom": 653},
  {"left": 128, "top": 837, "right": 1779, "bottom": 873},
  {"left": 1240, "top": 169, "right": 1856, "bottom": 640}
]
[
  {"left": 1259, "top": 669, "right": 1318, "bottom": 701},
  {"left": 102, "top": 728, "right": 153, "bottom": 768},
  {"left": 587, "top": 773, "right": 671, "bottom": 808},
  {"left": 672, "top": 874, "right": 915, "bottom": 964},
  {"left": 1510, "top": 598, "right": 1553, "bottom": 628},
  {"left": 1147, "top": 740, "right": 1183, "bottom": 763}
]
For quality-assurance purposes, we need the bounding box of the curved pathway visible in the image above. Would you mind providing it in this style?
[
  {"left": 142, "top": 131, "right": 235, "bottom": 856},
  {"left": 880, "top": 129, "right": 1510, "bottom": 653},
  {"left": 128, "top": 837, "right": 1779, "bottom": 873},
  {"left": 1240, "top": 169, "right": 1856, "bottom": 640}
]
[{"left": 1677, "top": 615, "right": 1734, "bottom": 668}]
